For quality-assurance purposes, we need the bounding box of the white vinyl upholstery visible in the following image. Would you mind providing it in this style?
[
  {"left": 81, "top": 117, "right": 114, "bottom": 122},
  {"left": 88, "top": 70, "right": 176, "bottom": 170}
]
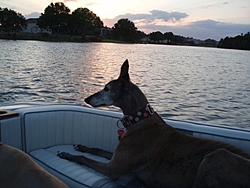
[
  {"left": 17, "top": 105, "right": 146, "bottom": 187},
  {"left": 165, "top": 119, "right": 250, "bottom": 153},
  {"left": 30, "top": 145, "right": 115, "bottom": 188},
  {"left": 30, "top": 145, "right": 145, "bottom": 188},
  {"left": 0, "top": 117, "right": 22, "bottom": 150},
  {"left": 21, "top": 107, "right": 119, "bottom": 153}
]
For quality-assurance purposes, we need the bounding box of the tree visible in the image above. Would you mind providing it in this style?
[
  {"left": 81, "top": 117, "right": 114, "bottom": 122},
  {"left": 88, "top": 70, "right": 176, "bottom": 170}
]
[
  {"left": 218, "top": 32, "right": 250, "bottom": 50},
  {"left": 112, "top": 18, "right": 138, "bottom": 42},
  {"left": 135, "top": 30, "right": 147, "bottom": 42},
  {"left": 37, "top": 2, "right": 70, "bottom": 34},
  {"left": 164, "top": 32, "right": 174, "bottom": 43},
  {"left": 149, "top": 31, "right": 165, "bottom": 42},
  {"left": 0, "top": 8, "right": 26, "bottom": 35},
  {"left": 69, "top": 7, "right": 103, "bottom": 35}
]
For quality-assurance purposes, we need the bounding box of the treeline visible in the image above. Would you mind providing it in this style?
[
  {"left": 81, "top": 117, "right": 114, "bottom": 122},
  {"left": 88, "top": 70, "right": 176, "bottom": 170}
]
[
  {"left": 37, "top": 2, "right": 103, "bottom": 36},
  {"left": 0, "top": 2, "right": 146, "bottom": 42},
  {"left": 148, "top": 31, "right": 186, "bottom": 44},
  {"left": 0, "top": 2, "right": 200, "bottom": 45},
  {"left": 1, "top": 2, "right": 250, "bottom": 49},
  {"left": 218, "top": 32, "right": 250, "bottom": 50},
  {"left": 0, "top": 7, "right": 26, "bottom": 35}
]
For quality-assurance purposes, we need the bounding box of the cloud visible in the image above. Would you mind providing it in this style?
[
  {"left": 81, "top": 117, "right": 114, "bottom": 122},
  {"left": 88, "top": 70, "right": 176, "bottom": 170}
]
[
  {"left": 115, "top": 13, "right": 149, "bottom": 21},
  {"left": 188, "top": 20, "right": 250, "bottom": 40},
  {"left": 86, "top": 2, "right": 100, "bottom": 6},
  {"left": 103, "top": 9, "right": 188, "bottom": 29},
  {"left": 25, "top": 12, "right": 41, "bottom": 19},
  {"left": 139, "top": 19, "right": 250, "bottom": 40},
  {"left": 204, "top": 2, "right": 229, "bottom": 9},
  {"left": 102, "top": 9, "right": 250, "bottom": 40},
  {"left": 109, "top": 9, "right": 188, "bottom": 24},
  {"left": 149, "top": 10, "right": 188, "bottom": 22}
]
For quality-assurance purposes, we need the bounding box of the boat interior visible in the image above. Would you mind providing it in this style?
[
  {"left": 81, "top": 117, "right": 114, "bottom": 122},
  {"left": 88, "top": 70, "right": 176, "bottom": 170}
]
[{"left": 0, "top": 103, "right": 250, "bottom": 187}]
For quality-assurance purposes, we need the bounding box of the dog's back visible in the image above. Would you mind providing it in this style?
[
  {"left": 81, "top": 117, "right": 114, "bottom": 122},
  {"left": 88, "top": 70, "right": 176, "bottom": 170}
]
[
  {"left": 123, "top": 113, "right": 250, "bottom": 187},
  {"left": 0, "top": 144, "right": 68, "bottom": 188}
]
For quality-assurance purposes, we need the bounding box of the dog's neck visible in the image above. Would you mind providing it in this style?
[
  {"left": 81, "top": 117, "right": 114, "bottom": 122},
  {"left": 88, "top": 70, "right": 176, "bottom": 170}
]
[
  {"left": 119, "top": 103, "right": 154, "bottom": 128},
  {"left": 119, "top": 83, "right": 149, "bottom": 116}
]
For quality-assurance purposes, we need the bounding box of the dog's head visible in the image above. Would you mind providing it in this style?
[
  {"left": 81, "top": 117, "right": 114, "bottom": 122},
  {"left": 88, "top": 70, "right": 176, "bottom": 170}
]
[{"left": 84, "top": 59, "right": 131, "bottom": 107}]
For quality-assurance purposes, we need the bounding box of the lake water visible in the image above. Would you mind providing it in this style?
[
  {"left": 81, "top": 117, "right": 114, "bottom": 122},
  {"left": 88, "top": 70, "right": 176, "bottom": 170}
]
[{"left": 0, "top": 40, "right": 250, "bottom": 128}]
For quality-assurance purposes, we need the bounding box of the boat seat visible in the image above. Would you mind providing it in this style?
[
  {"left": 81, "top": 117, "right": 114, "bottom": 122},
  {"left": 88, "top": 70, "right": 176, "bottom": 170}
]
[{"left": 30, "top": 145, "right": 147, "bottom": 188}]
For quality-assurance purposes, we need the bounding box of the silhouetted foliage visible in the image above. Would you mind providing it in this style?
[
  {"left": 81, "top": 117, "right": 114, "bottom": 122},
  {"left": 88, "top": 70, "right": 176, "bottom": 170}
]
[
  {"left": 37, "top": 2, "right": 70, "bottom": 34},
  {"left": 0, "top": 7, "right": 26, "bottom": 36},
  {"left": 69, "top": 7, "right": 103, "bottom": 35},
  {"left": 163, "top": 32, "right": 175, "bottom": 43},
  {"left": 149, "top": 31, "right": 165, "bottom": 42},
  {"left": 148, "top": 31, "right": 185, "bottom": 44},
  {"left": 135, "top": 30, "right": 147, "bottom": 42},
  {"left": 112, "top": 18, "right": 139, "bottom": 42},
  {"left": 218, "top": 32, "right": 250, "bottom": 50},
  {"left": 37, "top": 2, "right": 103, "bottom": 36}
]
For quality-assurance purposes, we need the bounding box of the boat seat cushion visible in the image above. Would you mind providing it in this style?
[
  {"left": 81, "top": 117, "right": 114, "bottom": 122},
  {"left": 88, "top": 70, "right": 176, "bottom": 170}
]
[{"left": 30, "top": 145, "right": 147, "bottom": 188}]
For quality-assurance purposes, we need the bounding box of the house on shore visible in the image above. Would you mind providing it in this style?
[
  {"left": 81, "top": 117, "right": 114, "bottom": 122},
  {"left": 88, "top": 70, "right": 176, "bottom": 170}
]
[
  {"left": 22, "top": 18, "right": 52, "bottom": 34},
  {"left": 100, "top": 27, "right": 113, "bottom": 38}
]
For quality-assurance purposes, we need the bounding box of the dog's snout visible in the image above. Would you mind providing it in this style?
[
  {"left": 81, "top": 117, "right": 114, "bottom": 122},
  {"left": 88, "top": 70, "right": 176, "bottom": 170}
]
[{"left": 84, "top": 96, "right": 91, "bottom": 104}]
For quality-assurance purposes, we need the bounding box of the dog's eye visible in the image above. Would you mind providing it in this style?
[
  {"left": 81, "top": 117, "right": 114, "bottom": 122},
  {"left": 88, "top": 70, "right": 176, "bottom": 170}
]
[{"left": 104, "top": 86, "right": 109, "bottom": 92}]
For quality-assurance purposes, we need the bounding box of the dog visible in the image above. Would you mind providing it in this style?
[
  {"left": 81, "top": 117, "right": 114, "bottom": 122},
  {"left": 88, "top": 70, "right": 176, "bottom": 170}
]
[
  {"left": 0, "top": 143, "right": 68, "bottom": 188},
  {"left": 58, "top": 60, "right": 250, "bottom": 188}
]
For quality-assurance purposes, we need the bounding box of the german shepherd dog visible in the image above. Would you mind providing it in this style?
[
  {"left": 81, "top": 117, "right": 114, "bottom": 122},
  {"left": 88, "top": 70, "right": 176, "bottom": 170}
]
[{"left": 58, "top": 60, "right": 250, "bottom": 188}]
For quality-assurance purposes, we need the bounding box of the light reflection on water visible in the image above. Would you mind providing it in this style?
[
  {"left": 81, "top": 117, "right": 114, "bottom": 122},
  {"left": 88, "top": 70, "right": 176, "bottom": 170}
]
[{"left": 0, "top": 40, "right": 250, "bottom": 128}]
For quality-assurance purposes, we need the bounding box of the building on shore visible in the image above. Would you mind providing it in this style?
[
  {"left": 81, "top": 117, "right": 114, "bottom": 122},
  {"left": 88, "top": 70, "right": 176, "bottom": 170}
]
[{"left": 22, "top": 18, "right": 52, "bottom": 34}]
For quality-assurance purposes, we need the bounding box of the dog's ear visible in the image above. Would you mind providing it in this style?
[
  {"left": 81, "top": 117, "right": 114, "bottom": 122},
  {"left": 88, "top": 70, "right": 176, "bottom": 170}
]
[
  {"left": 118, "top": 59, "right": 130, "bottom": 90},
  {"left": 119, "top": 59, "right": 129, "bottom": 78}
]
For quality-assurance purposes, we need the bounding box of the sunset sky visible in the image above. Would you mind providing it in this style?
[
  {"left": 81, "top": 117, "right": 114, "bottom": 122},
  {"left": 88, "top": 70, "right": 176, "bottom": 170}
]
[{"left": 1, "top": 0, "right": 250, "bottom": 40}]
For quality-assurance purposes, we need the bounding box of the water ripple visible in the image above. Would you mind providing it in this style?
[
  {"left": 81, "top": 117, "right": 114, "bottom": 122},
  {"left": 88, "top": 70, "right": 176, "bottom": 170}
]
[{"left": 0, "top": 40, "right": 250, "bottom": 128}]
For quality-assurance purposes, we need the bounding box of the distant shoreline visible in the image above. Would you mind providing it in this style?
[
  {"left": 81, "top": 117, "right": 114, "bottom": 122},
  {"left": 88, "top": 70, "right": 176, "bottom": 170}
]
[
  {"left": 0, "top": 32, "right": 128, "bottom": 43},
  {"left": 2, "top": 32, "right": 248, "bottom": 51},
  {"left": 0, "top": 32, "right": 212, "bottom": 48}
]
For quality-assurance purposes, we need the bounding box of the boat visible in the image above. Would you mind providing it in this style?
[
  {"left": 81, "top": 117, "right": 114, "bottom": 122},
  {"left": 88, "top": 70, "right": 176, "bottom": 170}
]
[{"left": 0, "top": 102, "right": 250, "bottom": 187}]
